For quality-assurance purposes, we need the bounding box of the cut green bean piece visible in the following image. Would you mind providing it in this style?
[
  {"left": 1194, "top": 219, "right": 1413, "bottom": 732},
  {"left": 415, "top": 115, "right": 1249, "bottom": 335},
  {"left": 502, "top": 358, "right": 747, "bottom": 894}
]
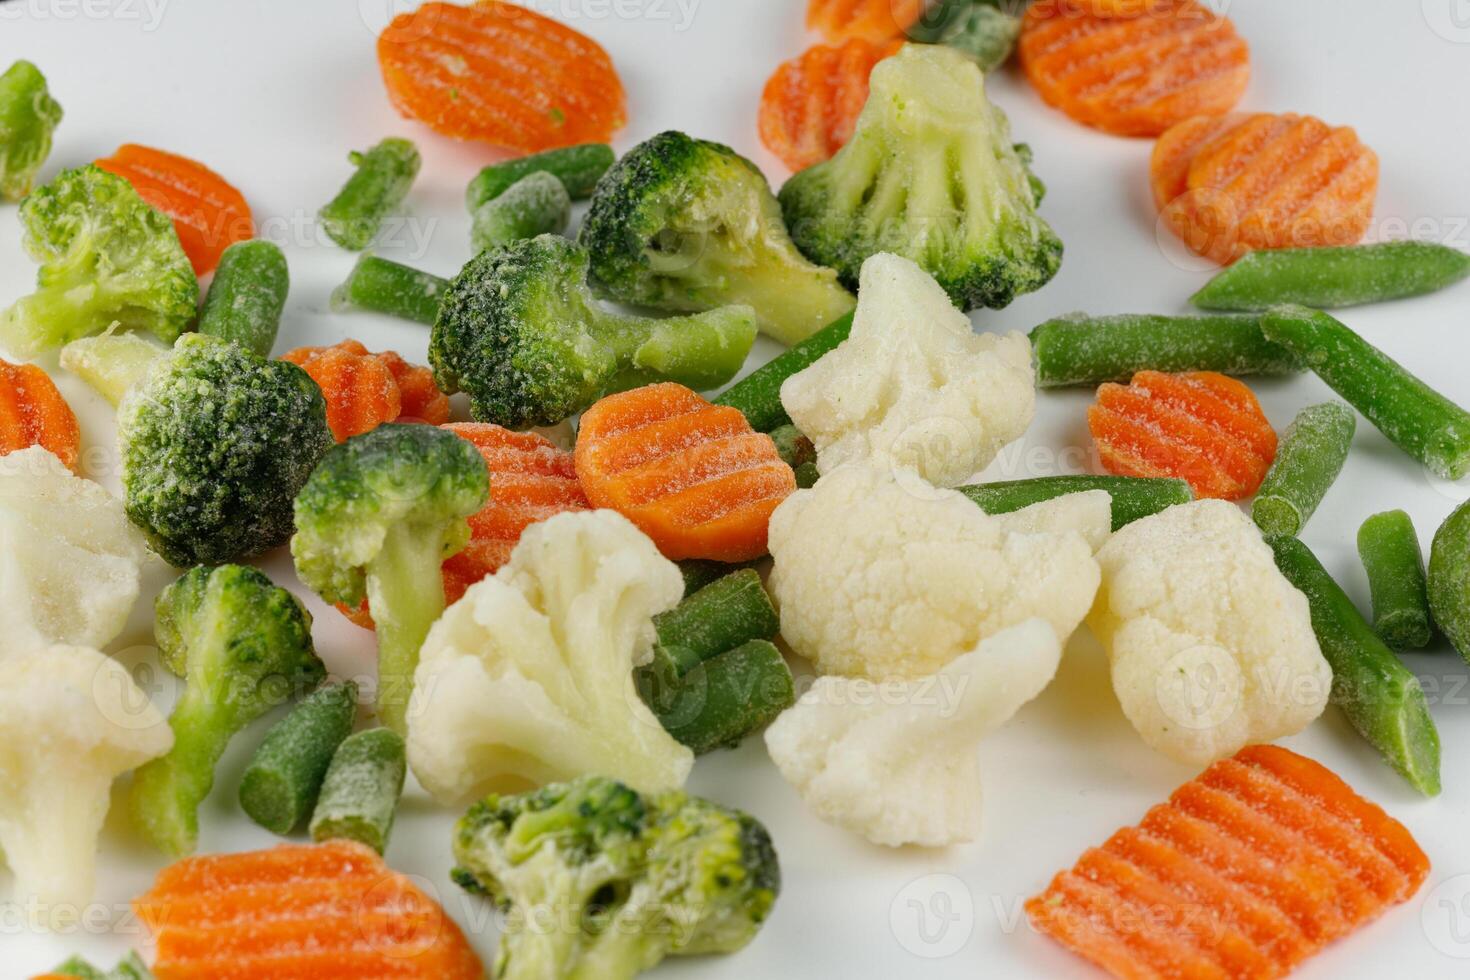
[
  {"left": 958, "top": 475, "right": 1192, "bottom": 530},
  {"left": 1251, "top": 402, "right": 1355, "bottom": 537},
  {"left": 676, "top": 558, "right": 748, "bottom": 598},
  {"left": 768, "top": 422, "right": 816, "bottom": 471},
  {"left": 1192, "top": 242, "right": 1470, "bottom": 311},
  {"left": 713, "top": 311, "right": 854, "bottom": 431},
  {"left": 238, "top": 681, "right": 358, "bottom": 834},
  {"left": 310, "top": 727, "right": 407, "bottom": 855},
  {"left": 1429, "top": 499, "right": 1470, "bottom": 665},
  {"left": 470, "top": 171, "right": 571, "bottom": 254},
  {"left": 319, "top": 137, "right": 421, "bottom": 251},
  {"left": 466, "top": 143, "right": 616, "bottom": 210},
  {"left": 1261, "top": 305, "right": 1470, "bottom": 480},
  {"left": 653, "top": 568, "right": 779, "bottom": 669},
  {"left": 1359, "top": 510, "right": 1432, "bottom": 650},
  {"left": 197, "top": 240, "right": 289, "bottom": 357},
  {"left": 1029, "top": 312, "right": 1301, "bottom": 387},
  {"left": 646, "top": 640, "right": 795, "bottom": 754},
  {"left": 793, "top": 461, "right": 820, "bottom": 488},
  {"left": 330, "top": 254, "right": 448, "bottom": 326},
  {"left": 1268, "top": 535, "right": 1440, "bottom": 796},
  {"left": 0, "top": 60, "right": 63, "bottom": 203}
]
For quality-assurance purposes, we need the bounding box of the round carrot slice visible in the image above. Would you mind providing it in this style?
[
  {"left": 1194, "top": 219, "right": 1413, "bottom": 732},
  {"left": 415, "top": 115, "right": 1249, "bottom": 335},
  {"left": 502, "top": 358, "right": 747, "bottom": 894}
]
[
  {"left": 95, "top": 143, "right": 253, "bottom": 276},
  {"left": 807, "top": 0, "right": 924, "bottom": 43},
  {"left": 1019, "top": 0, "right": 1249, "bottom": 137},
  {"left": 0, "top": 359, "right": 80, "bottom": 473},
  {"left": 575, "top": 383, "right": 796, "bottom": 562},
  {"left": 377, "top": 1, "right": 627, "bottom": 152},
  {"left": 758, "top": 38, "right": 902, "bottom": 172},
  {"left": 280, "top": 340, "right": 403, "bottom": 443},
  {"left": 378, "top": 349, "right": 451, "bottom": 426}
]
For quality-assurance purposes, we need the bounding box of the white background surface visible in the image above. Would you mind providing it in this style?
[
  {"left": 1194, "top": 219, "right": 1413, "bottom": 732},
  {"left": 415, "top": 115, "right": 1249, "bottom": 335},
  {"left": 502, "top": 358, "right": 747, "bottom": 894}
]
[{"left": 5, "top": 1, "right": 1470, "bottom": 976}]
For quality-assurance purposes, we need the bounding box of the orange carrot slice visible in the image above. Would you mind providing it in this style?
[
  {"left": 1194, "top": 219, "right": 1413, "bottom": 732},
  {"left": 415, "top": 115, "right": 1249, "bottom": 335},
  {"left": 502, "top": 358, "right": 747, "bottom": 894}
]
[
  {"left": 575, "top": 383, "right": 796, "bottom": 562},
  {"left": 280, "top": 340, "right": 447, "bottom": 443},
  {"left": 1088, "top": 370, "right": 1276, "bottom": 500},
  {"left": 95, "top": 143, "right": 253, "bottom": 276},
  {"left": 806, "top": 0, "right": 924, "bottom": 43},
  {"left": 0, "top": 359, "right": 81, "bottom": 473},
  {"left": 1026, "top": 746, "right": 1429, "bottom": 980},
  {"left": 1019, "top": 0, "right": 1249, "bottom": 137},
  {"left": 377, "top": 1, "right": 627, "bottom": 152},
  {"left": 137, "top": 840, "right": 484, "bottom": 980},
  {"left": 377, "top": 349, "right": 451, "bottom": 426},
  {"left": 758, "top": 38, "right": 901, "bottom": 172}
]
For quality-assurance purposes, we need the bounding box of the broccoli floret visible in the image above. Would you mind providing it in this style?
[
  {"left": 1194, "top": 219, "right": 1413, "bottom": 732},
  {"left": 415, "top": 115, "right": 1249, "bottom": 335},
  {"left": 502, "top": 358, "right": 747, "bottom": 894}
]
[
  {"left": 453, "top": 775, "right": 781, "bottom": 980},
  {"left": 430, "top": 234, "right": 757, "bottom": 428},
  {"left": 118, "top": 333, "right": 332, "bottom": 566},
  {"left": 292, "top": 424, "right": 489, "bottom": 735},
  {"left": 778, "top": 44, "right": 1062, "bottom": 311},
  {"left": 906, "top": 0, "right": 1023, "bottom": 72},
  {"left": 0, "top": 59, "right": 63, "bottom": 202},
  {"left": 579, "top": 131, "right": 855, "bottom": 346},
  {"left": 0, "top": 164, "right": 196, "bottom": 357},
  {"left": 129, "top": 564, "right": 325, "bottom": 856}
]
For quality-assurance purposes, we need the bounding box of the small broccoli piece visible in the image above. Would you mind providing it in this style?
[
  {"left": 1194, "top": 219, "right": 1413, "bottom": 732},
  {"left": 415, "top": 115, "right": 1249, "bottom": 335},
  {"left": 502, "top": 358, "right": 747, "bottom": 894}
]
[
  {"left": 579, "top": 131, "right": 855, "bottom": 346},
  {"left": 453, "top": 775, "right": 781, "bottom": 980},
  {"left": 0, "top": 59, "right": 63, "bottom": 202},
  {"left": 430, "top": 234, "right": 757, "bottom": 428},
  {"left": 0, "top": 164, "right": 196, "bottom": 357},
  {"left": 48, "top": 952, "right": 154, "bottom": 979},
  {"left": 906, "top": 0, "right": 1022, "bottom": 72},
  {"left": 778, "top": 44, "right": 1062, "bottom": 311},
  {"left": 118, "top": 333, "right": 333, "bottom": 566},
  {"left": 130, "top": 564, "right": 325, "bottom": 856},
  {"left": 292, "top": 424, "right": 489, "bottom": 735}
]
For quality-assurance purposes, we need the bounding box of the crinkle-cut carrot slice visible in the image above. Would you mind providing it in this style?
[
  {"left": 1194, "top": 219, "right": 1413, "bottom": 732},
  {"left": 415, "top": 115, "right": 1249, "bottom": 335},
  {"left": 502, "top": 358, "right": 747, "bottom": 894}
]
[
  {"left": 1149, "top": 112, "right": 1247, "bottom": 210},
  {"left": 759, "top": 38, "right": 901, "bottom": 172},
  {"left": 95, "top": 143, "right": 253, "bottom": 276},
  {"left": 378, "top": 349, "right": 450, "bottom": 425},
  {"left": 280, "top": 340, "right": 403, "bottom": 443},
  {"left": 377, "top": 1, "right": 627, "bottom": 152},
  {"left": 806, "top": 0, "right": 924, "bottom": 43},
  {"left": 0, "top": 359, "right": 80, "bottom": 472},
  {"left": 575, "top": 383, "right": 796, "bottom": 562},
  {"left": 1019, "top": 0, "right": 1249, "bottom": 137}
]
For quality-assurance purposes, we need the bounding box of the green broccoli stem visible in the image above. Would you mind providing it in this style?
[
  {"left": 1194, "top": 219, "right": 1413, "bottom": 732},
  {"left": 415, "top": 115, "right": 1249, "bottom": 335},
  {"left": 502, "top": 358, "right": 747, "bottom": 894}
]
[
  {"left": 129, "top": 692, "right": 238, "bottom": 857},
  {"left": 602, "top": 305, "right": 758, "bottom": 393},
  {"left": 365, "top": 523, "right": 453, "bottom": 736},
  {"left": 572, "top": 910, "right": 673, "bottom": 980},
  {"left": 59, "top": 331, "right": 170, "bottom": 406}
]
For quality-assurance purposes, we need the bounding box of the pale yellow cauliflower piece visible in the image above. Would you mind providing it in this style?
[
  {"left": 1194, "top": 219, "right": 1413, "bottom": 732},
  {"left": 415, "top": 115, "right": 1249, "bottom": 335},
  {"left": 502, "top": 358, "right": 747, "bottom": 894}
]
[
  {"left": 779, "top": 253, "right": 1034, "bottom": 488},
  {"left": 1088, "top": 499, "right": 1332, "bottom": 766}
]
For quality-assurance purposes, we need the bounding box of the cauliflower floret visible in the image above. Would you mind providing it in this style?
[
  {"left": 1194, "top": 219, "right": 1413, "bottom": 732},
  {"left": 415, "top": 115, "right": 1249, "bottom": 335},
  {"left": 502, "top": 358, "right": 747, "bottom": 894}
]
[
  {"left": 0, "top": 447, "right": 149, "bottom": 659},
  {"left": 779, "top": 252, "right": 1035, "bottom": 488},
  {"left": 1089, "top": 499, "right": 1332, "bottom": 766},
  {"left": 407, "top": 510, "right": 694, "bottom": 803},
  {"left": 0, "top": 645, "right": 172, "bottom": 924},
  {"left": 991, "top": 489, "right": 1113, "bottom": 553},
  {"left": 768, "top": 465, "right": 1101, "bottom": 680},
  {"left": 765, "top": 619, "right": 1060, "bottom": 847}
]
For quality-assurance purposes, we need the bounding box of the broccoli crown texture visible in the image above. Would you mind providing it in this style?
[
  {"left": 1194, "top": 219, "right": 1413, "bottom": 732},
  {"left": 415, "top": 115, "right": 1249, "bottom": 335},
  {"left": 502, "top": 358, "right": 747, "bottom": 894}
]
[
  {"left": 453, "top": 775, "right": 781, "bottom": 980},
  {"left": 0, "top": 59, "right": 64, "bottom": 203},
  {"left": 291, "top": 423, "right": 489, "bottom": 607},
  {"left": 579, "top": 130, "right": 854, "bottom": 346},
  {"left": 778, "top": 44, "right": 1062, "bottom": 311},
  {"left": 1, "top": 164, "right": 197, "bottom": 356},
  {"left": 431, "top": 234, "right": 756, "bottom": 428},
  {"left": 119, "top": 334, "right": 333, "bottom": 567}
]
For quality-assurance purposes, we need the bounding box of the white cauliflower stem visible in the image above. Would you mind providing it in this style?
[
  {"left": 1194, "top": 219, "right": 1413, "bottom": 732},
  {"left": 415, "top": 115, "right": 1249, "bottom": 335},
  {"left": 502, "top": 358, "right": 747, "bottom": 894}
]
[
  {"left": 765, "top": 620, "right": 1061, "bottom": 847},
  {"left": 779, "top": 253, "right": 1035, "bottom": 488},
  {"left": 407, "top": 510, "right": 695, "bottom": 803},
  {"left": 0, "top": 645, "right": 172, "bottom": 924},
  {"left": 768, "top": 464, "right": 1102, "bottom": 680},
  {"left": 1089, "top": 500, "right": 1332, "bottom": 766}
]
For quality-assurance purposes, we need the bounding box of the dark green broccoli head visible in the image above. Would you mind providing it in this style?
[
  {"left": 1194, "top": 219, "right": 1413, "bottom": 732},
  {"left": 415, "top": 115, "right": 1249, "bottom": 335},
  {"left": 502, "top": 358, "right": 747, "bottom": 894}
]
[
  {"left": 779, "top": 43, "right": 1063, "bottom": 311},
  {"left": 579, "top": 131, "right": 854, "bottom": 346},
  {"left": 0, "top": 59, "right": 63, "bottom": 203},
  {"left": 1, "top": 164, "right": 197, "bottom": 357},
  {"left": 119, "top": 334, "right": 333, "bottom": 567}
]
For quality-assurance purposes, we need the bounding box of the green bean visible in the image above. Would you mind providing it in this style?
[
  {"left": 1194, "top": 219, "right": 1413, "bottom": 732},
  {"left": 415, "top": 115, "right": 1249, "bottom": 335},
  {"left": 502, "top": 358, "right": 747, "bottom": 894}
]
[
  {"left": 330, "top": 254, "right": 448, "bottom": 326},
  {"left": 1251, "top": 402, "right": 1355, "bottom": 537},
  {"left": 238, "top": 681, "right": 358, "bottom": 834},
  {"left": 1429, "top": 499, "right": 1470, "bottom": 665},
  {"left": 1359, "top": 510, "right": 1432, "bottom": 650},
  {"left": 768, "top": 422, "right": 817, "bottom": 471},
  {"left": 793, "top": 461, "right": 820, "bottom": 488},
  {"left": 957, "top": 475, "right": 1192, "bottom": 530},
  {"left": 309, "top": 728, "right": 407, "bottom": 855},
  {"left": 676, "top": 558, "right": 748, "bottom": 598},
  {"left": 713, "top": 312, "right": 854, "bottom": 431},
  {"left": 1191, "top": 242, "right": 1470, "bottom": 311},
  {"left": 1029, "top": 312, "right": 1301, "bottom": 387},
  {"left": 466, "top": 143, "right": 616, "bottom": 210},
  {"left": 319, "top": 137, "right": 421, "bottom": 251},
  {"left": 652, "top": 568, "right": 779, "bottom": 671},
  {"left": 196, "top": 240, "right": 289, "bottom": 357},
  {"left": 1268, "top": 535, "right": 1440, "bottom": 796},
  {"left": 646, "top": 640, "right": 795, "bottom": 754},
  {"left": 1260, "top": 305, "right": 1470, "bottom": 479},
  {"left": 470, "top": 172, "right": 570, "bottom": 254}
]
